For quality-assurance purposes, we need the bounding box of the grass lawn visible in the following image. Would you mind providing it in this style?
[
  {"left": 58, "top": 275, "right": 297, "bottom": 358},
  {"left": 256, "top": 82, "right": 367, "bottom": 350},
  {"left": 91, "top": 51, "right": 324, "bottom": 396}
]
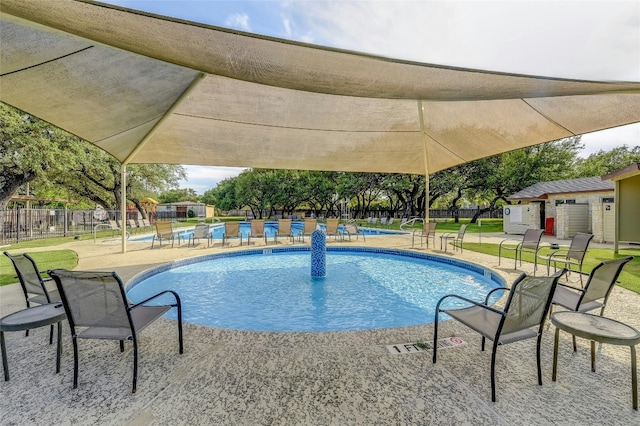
[
  {"left": 1, "top": 249, "right": 78, "bottom": 286},
  {"left": 360, "top": 217, "right": 505, "bottom": 234},
  {"left": 462, "top": 242, "right": 640, "bottom": 294}
]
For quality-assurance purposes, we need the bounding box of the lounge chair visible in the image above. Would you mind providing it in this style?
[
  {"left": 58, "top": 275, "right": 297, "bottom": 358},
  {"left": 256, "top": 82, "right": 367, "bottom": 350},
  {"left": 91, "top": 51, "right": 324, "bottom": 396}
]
[
  {"left": 498, "top": 228, "right": 544, "bottom": 269},
  {"left": 48, "top": 269, "right": 183, "bottom": 393},
  {"left": 151, "top": 221, "right": 183, "bottom": 248},
  {"left": 222, "top": 222, "right": 243, "bottom": 246},
  {"left": 276, "top": 219, "right": 296, "bottom": 244},
  {"left": 4, "top": 252, "right": 61, "bottom": 343},
  {"left": 108, "top": 220, "right": 126, "bottom": 236},
  {"left": 249, "top": 220, "right": 269, "bottom": 245},
  {"left": 127, "top": 219, "right": 142, "bottom": 234},
  {"left": 412, "top": 222, "right": 437, "bottom": 248},
  {"left": 139, "top": 218, "right": 152, "bottom": 232},
  {"left": 188, "top": 223, "right": 212, "bottom": 247},
  {"left": 433, "top": 269, "right": 565, "bottom": 402},
  {"left": 386, "top": 217, "right": 394, "bottom": 227},
  {"left": 380, "top": 217, "right": 387, "bottom": 227},
  {"left": 536, "top": 233, "right": 593, "bottom": 285},
  {"left": 300, "top": 219, "right": 318, "bottom": 242},
  {"left": 324, "top": 218, "right": 343, "bottom": 241},
  {"left": 439, "top": 224, "right": 467, "bottom": 253},
  {"left": 550, "top": 256, "right": 634, "bottom": 351},
  {"left": 343, "top": 222, "right": 365, "bottom": 241}
]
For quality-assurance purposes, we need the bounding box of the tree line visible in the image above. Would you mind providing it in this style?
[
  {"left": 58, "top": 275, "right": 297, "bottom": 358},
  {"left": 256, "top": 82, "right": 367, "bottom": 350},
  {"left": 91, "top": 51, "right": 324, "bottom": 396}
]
[
  {"left": 199, "top": 141, "right": 639, "bottom": 222},
  {"left": 2, "top": 102, "right": 638, "bottom": 221}
]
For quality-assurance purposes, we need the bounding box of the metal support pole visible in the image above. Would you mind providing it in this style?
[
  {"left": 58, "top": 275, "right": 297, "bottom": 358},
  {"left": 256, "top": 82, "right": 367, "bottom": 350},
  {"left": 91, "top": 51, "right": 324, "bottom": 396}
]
[
  {"left": 417, "top": 100, "right": 430, "bottom": 223},
  {"left": 121, "top": 165, "right": 127, "bottom": 253}
]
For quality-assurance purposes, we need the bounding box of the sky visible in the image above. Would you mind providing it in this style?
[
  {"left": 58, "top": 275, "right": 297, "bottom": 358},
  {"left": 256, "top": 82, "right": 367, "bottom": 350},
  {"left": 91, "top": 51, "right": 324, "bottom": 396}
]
[{"left": 104, "top": 0, "right": 640, "bottom": 194}]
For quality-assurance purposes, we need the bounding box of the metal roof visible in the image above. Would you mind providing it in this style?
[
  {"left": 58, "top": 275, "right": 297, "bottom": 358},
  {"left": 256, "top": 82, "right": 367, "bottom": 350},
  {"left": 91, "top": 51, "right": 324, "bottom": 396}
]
[{"left": 508, "top": 177, "right": 615, "bottom": 199}]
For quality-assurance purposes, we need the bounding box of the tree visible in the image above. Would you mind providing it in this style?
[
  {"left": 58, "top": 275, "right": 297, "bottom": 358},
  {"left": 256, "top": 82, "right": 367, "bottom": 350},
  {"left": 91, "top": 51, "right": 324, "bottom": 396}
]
[
  {"left": 0, "top": 103, "right": 83, "bottom": 208},
  {"left": 299, "top": 171, "right": 338, "bottom": 218},
  {"left": 573, "top": 145, "right": 640, "bottom": 177},
  {"left": 336, "top": 172, "right": 385, "bottom": 218},
  {"left": 1, "top": 102, "right": 186, "bottom": 214},
  {"left": 234, "top": 169, "right": 274, "bottom": 218},
  {"left": 464, "top": 137, "right": 582, "bottom": 222},
  {"left": 159, "top": 188, "right": 199, "bottom": 204},
  {"left": 202, "top": 178, "right": 238, "bottom": 211}
]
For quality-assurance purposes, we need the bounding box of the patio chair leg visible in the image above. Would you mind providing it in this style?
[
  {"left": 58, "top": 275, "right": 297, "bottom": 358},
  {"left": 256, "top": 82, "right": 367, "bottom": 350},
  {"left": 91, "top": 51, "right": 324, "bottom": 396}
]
[
  {"left": 432, "top": 312, "right": 439, "bottom": 363},
  {"left": 72, "top": 336, "right": 79, "bottom": 389},
  {"left": 2, "top": 331, "right": 9, "bottom": 381},
  {"left": 120, "top": 340, "right": 125, "bottom": 352},
  {"left": 536, "top": 334, "right": 543, "bottom": 385},
  {"left": 132, "top": 338, "right": 138, "bottom": 393},
  {"left": 49, "top": 324, "right": 54, "bottom": 345},
  {"left": 176, "top": 299, "right": 184, "bottom": 354},
  {"left": 490, "top": 341, "right": 499, "bottom": 402}
]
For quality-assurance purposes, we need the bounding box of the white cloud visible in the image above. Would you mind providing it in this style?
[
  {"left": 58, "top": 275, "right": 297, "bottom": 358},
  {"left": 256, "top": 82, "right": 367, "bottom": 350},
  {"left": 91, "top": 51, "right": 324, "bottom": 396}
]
[
  {"left": 580, "top": 124, "right": 640, "bottom": 157},
  {"left": 224, "top": 12, "right": 251, "bottom": 32},
  {"left": 282, "top": 15, "right": 291, "bottom": 38},
  {"left": 179, "top": 166, "right": 245, "bottom": 194},
  {"left": 283, "top": 1, "right": 639, "bottom": 81}
]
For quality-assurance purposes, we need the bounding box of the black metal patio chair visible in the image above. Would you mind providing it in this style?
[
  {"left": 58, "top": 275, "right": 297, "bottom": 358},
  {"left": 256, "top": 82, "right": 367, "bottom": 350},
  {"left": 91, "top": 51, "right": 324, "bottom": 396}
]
[
  {"left": 498, "top": 228, "right": 544, "bottom": 270},
  {"left": 536, "top": 233, "right": 593, "bottom": 286},
  {"left": 4, "top": 252, "right": 61, "bottom": 344},
  {"left": 48, "top": 269, "right": 183, "bottom": 393},
  {"left": 433, "top": 269, "right": 565, "bottom": 402},
  {"left": 550, "top": 256, "right": 634, "bottom": 351}
]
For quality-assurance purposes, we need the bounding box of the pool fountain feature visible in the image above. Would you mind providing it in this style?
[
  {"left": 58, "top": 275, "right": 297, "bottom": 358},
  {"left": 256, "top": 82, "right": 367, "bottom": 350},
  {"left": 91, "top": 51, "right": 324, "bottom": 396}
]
[{"left": 311, "top": 230, "right": 326, "bottom": 278}]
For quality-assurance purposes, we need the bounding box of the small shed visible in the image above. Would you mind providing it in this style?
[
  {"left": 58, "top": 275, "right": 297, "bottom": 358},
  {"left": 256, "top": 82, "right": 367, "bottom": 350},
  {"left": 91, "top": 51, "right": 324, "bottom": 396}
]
[
  {"left": 506, "top": 177, "right": 614, "bottom": 240},
  {"left": 602, "top": 163, "right": 640, "bottom": 252},
  {"left": 156, "top": 202, "right": 214, "bottom": 220}
]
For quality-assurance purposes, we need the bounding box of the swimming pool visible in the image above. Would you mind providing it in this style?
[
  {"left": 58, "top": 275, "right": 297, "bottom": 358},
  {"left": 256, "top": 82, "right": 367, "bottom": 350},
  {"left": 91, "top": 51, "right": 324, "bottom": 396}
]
[
  {"left": 127, "top": 247, "right": 504, "bottom": 332},
  {"left": 131, "top": 221, "right": 404, "bottom": 242}
]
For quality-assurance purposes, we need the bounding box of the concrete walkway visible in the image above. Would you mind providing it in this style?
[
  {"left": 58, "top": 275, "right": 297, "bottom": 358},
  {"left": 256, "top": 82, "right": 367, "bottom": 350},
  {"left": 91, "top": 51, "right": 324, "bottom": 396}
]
[{"left": 1, "top": 231, "right": 638, "bottom": 425}]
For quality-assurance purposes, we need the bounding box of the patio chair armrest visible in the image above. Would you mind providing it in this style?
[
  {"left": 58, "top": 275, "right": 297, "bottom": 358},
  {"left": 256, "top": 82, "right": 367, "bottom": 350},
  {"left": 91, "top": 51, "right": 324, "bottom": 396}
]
[
  {"left": 131, "top": 290, "right": 181, "bottom": 308},
  {"left": 556, "top": 282, "right": 583, "bottom": 292},
  {"left": 538, "top": 249, "right": 562, "bottom": 260},
  {"left": 499, "top": 239, "right": 521, "bottom": 250},
  {"left": 484, "top": 286, "right": 510, "bottom": 304},
  {"left": 436, "top": 294, "right": 505, "bottom": 316}
]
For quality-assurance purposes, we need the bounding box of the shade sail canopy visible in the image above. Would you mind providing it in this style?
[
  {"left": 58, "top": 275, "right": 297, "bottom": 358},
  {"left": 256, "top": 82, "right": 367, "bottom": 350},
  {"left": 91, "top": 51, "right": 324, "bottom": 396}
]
[{"left": 2, "top": 0, "right": 640, "bottom": 175}]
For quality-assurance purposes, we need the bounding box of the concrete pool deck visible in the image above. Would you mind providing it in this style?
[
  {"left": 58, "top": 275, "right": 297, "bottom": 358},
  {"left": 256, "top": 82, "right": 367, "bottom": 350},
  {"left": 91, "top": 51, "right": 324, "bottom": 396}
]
[{"left": 1, "top": 231, "right": 638, "bottom": 425}]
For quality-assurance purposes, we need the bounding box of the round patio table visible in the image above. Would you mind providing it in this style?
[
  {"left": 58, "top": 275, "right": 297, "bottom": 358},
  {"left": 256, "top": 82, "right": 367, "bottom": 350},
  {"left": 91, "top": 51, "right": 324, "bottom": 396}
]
[
  {"left": 1, "top": 303, "right": 66, "bottom": 381},
  {"left": 551, "top": 311, "right": 640, "bottom": 410}
]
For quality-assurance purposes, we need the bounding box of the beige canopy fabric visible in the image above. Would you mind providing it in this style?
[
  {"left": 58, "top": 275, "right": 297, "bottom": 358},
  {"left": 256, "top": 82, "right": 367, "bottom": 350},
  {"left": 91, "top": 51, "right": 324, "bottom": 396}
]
[{"left": 2, "top": 0, "right": 640, "bottom": 176}]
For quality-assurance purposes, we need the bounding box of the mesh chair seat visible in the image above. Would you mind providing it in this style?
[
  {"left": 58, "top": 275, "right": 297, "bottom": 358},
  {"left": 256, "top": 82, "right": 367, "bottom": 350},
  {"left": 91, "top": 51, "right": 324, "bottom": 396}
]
[
  {"left": 445, "top": 304, "right": 540, "bottom": 345},
  {"left": 28, "top": 290, "right": 61, "bottom": 306},
  {"left": 552, "top": 285, "right": 603, "bottom": 313},
  {"left": 78, "top": 305, "right": 171, "bottom": 340}
]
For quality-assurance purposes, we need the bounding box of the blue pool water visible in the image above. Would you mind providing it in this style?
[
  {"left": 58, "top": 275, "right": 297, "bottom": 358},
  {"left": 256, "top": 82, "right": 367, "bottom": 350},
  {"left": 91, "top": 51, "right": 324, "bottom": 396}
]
[
  {"left": 127, "top": 247, "right": 504, "bottom": 332},
  {"left": 131, "top": 222, "right": 402, "bottom": 242}
]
